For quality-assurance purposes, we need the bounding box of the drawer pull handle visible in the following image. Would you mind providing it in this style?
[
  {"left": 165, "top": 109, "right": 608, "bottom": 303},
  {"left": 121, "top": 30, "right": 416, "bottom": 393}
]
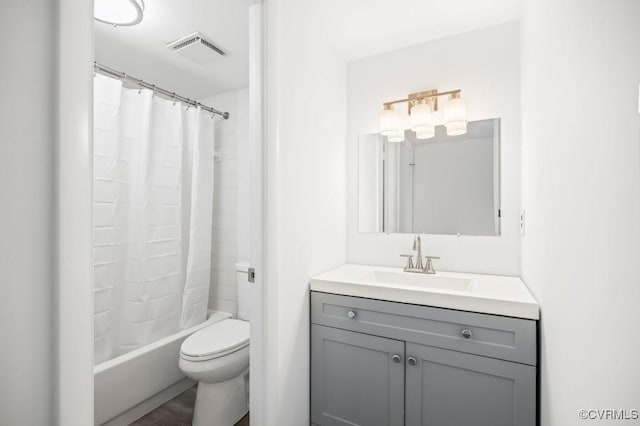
[
  {"left": 391, "top": 354, "right": 402, "bottom": 363},
  {"left": 407, "top": 356, "right": 417, "bottom": 366},
  {"left": 347, "top": 310, "right": 357, "bottom": 319},
  {"left": 461, "top": 329, "right": 473, "bottom": 339}
]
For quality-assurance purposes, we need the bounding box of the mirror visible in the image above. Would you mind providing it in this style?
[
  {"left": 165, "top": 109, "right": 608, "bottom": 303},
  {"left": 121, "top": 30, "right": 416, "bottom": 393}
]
[{"left": 358, "top": 118, "right": 500, "bottom": 235}]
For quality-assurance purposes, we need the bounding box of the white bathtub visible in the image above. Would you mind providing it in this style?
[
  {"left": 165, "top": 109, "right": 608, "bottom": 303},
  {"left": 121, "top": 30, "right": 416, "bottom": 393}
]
[{"left": 94, "top": 311, "right": 231, "bottom": 426}]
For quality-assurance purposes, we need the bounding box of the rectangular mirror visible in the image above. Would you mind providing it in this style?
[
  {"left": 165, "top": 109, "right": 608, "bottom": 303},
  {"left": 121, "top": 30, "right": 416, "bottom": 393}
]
[{"left": 358, "top": 118, "right": 500, "bottom": 235}]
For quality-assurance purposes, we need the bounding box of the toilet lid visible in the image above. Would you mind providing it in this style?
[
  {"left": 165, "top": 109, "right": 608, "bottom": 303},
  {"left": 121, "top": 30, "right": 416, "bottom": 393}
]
[{"left": 181, "top": 319, "right": 249, "bottom": 359}]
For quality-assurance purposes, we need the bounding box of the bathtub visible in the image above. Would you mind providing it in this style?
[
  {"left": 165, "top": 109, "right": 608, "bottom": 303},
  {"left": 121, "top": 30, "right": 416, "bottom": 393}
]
[{"left": 94, "top": 311, "right": 231, "bottom": 426}]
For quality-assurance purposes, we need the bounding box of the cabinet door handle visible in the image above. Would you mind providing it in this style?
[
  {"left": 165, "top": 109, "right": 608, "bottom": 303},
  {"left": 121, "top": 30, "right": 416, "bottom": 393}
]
[
  {"left": 391, "top": 354, "right": 402, "bottom": 363},
  {"left": 346, "top": 310, "right": 357, "bottom": 319},
  {"left": 407, "top": 356, "right": 417, "bottom": 366},
  {"left": 461, "top": 329, "right": 473, "bottom": 339}
]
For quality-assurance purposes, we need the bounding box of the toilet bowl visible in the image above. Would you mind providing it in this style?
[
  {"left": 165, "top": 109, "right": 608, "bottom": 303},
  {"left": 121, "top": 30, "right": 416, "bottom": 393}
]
[
  {"left": 179, "top": 261, "right": 252, "bottom": 426},
  {"left": 179, "top": 319, "right": 250, "bottom": 426}
]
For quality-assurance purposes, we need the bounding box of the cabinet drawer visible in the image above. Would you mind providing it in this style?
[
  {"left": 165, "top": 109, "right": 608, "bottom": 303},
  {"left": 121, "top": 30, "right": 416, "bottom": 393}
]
[{"left": 311, "top": 291, "right": 537, "bottom": 366}]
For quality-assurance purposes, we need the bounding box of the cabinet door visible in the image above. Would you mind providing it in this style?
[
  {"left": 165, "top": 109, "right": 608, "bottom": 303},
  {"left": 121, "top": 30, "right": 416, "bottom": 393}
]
[
  {"left": 311, "top": 324, "right": 405, "bottom": 426},
  {"left": 405, "top": 343, "right": 536, "bottom": 426}
]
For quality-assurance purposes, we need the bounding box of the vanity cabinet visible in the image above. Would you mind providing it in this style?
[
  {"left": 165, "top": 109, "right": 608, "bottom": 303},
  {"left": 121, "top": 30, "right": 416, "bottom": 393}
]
[{"left": 310, "top": 291, "right": 537, "bottom": 426}]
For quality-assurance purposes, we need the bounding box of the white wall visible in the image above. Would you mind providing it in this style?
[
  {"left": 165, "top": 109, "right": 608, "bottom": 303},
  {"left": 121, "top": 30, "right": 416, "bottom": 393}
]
[
  {"left": 200, "top": 89, "right": 250, "bottom": 316},
  {"left": 265, "top": 0, "right": 347, "bottom": 423},
  {"left": 521, "top": 1, "right": 640, "bottom": 424},
  {"left": 56, "top": 0, "right": 95, "bottom": 423},
  {"left": 347, "top": 22, "right": 521, "bottom": 275},
  {"left": 0, "top": 1, "right": 54, "bottom": 423}
]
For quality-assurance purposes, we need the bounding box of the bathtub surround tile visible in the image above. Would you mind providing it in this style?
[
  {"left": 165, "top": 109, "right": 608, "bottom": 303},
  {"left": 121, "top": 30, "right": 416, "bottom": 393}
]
[
  {"left": 213, "top": 203, "right": 238, "bottom": 217},
  {"left": 131, "top": 385, "right": 249, "bottom": 425},
  {"left": 211, "top": 284, "right": 238, "bottom": 301},
  {"left": 212, "top": 242, "right": 238, "bottom": 258},
  {"left": 217, "top": 145, "right": 237, "bottom": 161},
  {"left": 213, "top": 187, "right": 239, "bottom": 206},
  {"left": 200, "top": 89, "right": 250, "bottom": 317},
  {"left": 217, "top": 178, "right": 239, "bottom": 191},
  {"left": 212, "top": 219, "right": 237, "bottom": 234},
  {"left": 212, "top": 270, "right": 236, "bottom": 285},
  {"left": 212, "top": 252, "right": 238, "bottom": 268},
  {"left": 210, "top": 298, "right": 237, "bottom": 316},
  {"left": 214, "top": 159, "right": 238, "bottom": 175}
]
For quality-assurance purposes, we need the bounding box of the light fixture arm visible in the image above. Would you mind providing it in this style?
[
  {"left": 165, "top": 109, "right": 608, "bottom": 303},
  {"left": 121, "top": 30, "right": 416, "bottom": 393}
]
[{"left": 383, "top": 89, "right": 462, "bottom": 113}]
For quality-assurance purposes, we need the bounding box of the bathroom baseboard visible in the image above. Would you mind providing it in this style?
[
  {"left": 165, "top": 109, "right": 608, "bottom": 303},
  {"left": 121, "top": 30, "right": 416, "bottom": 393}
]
[{"left": 101, "top": 378, "right": 196, "bottom": 426}]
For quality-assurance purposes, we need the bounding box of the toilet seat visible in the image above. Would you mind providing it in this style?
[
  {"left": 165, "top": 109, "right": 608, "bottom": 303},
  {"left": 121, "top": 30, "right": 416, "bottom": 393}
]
[{"left": 180, "top": 319, "right": 250, "bottom": 362}]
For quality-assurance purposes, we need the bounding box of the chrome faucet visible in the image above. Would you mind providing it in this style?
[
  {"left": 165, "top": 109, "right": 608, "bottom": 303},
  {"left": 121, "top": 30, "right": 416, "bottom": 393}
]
[{"left": 401, "top": 234, "right": 440, "bottom": 274}]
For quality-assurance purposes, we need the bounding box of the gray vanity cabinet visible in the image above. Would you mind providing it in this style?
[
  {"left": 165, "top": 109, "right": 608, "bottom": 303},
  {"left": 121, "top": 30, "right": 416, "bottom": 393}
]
[
  {"left": 310, "top": 291, "right": 538, "bottom": 426},
  {"left": 404, "top": 343, "right": 536, "bottom": 426},
  {"left": 311, "top": 324, "right": 405, "bottom": 426}
]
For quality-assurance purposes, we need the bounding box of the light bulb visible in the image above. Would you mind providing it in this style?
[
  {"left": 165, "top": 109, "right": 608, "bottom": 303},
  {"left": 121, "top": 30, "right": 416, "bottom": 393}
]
[
  {"left": 95, "top": 0, "right": 145, "bottom": 26},
  {"left": 379, "top": 106, "right": 402, "bottom": 136}
]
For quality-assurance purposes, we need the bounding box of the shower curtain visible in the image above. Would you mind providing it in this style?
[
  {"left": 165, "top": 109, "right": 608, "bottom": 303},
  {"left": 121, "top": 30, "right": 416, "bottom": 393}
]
[{"left": 93, "top": 74, "right": 215, "bottom": 364}]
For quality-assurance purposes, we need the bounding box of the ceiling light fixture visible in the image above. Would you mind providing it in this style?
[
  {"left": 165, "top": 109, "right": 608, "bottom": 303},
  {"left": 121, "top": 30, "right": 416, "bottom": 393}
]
[
  {"left": 379, "top": 88, "right": 467, "bottom": 141},
  {"left": 94, "top": 0, "right": 145, "bottom": 27}
]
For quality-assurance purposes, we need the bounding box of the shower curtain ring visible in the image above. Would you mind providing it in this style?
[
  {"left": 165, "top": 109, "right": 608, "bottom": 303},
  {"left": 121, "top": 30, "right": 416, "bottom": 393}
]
[
  {"left": 172, "top": 93, "right": 177, "bottom": 106},
  {"left": 138, "top": 82, "right": 142, "bottom": 94}
]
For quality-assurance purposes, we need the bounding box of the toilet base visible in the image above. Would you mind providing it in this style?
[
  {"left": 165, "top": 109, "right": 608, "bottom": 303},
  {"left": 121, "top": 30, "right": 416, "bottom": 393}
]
[{"left": 193, "top": 370, "right": 249, "bottom": 426}]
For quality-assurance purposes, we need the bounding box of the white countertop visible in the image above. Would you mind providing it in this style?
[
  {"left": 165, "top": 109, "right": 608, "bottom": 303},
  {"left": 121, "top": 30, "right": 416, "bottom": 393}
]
[{"left": 310, "top": 264, "right": 539, "bottom": 320}]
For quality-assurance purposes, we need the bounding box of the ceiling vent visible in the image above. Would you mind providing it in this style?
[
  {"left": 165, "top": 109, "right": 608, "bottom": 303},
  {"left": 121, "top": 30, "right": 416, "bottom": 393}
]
[{"left": 166, "top": 32, "right": 227, "bottom": 65}]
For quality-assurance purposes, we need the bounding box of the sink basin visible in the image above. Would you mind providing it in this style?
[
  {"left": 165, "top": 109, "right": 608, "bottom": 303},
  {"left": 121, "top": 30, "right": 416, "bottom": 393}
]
[{"left": 373, "top": 270, "right": 472, "bottom": 292}]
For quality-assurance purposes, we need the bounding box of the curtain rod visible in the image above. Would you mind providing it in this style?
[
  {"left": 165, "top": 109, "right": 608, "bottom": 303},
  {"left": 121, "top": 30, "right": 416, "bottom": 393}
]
[{"left": 94, "top": 62, "right": 230, "bottom": 119}]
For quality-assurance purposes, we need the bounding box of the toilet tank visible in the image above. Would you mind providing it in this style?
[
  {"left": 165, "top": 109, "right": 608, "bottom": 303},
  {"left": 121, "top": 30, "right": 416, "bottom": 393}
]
[{"left": 235, "top": 261, "right": 251, "bottom": 321}]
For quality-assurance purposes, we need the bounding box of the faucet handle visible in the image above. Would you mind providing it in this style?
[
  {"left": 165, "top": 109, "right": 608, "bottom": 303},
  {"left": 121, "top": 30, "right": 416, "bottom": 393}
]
[
  {"left": 423, "top": 256, "right": 440, "bottom": 274},
  {"left": 400, "top": 254, "right": 414, "bottom": 270}
]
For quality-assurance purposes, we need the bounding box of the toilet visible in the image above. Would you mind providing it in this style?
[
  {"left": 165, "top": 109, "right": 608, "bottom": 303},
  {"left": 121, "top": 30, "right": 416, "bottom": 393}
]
[{"left": 179, "top": 261, "right": 251, "bottom": 426}]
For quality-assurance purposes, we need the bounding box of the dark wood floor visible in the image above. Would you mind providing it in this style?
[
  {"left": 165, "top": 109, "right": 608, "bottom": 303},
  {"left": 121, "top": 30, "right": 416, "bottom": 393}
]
[{"left": 131, "top": 385, "right": 249, "bottom": 426}]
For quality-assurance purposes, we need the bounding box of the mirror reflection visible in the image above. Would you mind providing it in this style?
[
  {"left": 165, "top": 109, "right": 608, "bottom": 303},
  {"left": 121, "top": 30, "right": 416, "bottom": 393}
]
[{"left": 358, "top": 118, "right": 501, "bottom": 236}]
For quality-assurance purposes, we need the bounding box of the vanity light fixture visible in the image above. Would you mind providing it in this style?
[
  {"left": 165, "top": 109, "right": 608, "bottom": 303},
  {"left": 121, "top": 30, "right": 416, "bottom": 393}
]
[
  {"left": 94, "top": 0, "right": 145, "bottom": 27},
  {"left": 380, "top": 88, "right": 467, "bottom": 141}
]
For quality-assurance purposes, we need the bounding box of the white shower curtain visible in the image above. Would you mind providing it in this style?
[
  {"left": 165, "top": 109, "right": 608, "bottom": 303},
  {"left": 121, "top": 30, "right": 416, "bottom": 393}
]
[{"left": 92, "top": 74, "right": 215, "bottom": 364}]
